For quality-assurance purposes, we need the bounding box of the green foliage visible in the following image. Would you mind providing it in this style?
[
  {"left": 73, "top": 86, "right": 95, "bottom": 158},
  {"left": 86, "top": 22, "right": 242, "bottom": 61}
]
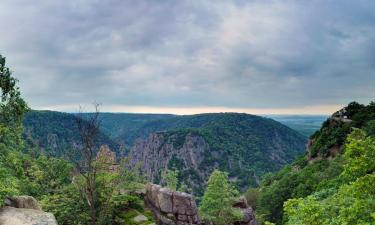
[
  {"left": 310, "top": 101, "right": 375, "bottom": 158},
  {"left": 256, "top": 157, "right": 343, "bottom": 224},
  {"left": 136, "top": 113, "right": 307, "bottom": 194},
  {"left": 22, "top": 110, "right": 121, "bottom": 158},
  {"left": 161, "top": 169, "right": 178, "bottom": 191},
  {"left": 342, "top": 128, "right": 375, "bottom": 180},
  {"left": 23, "top": 110, "right": 307, "bottom": 196},
  {"left": 0, "top": 54, "right": 151, "bottom": 225},
  {"left": 283, "top": 129, "right": 375, "bottom": 225},
  {"left": 0, "top": 54, "right": 29, "bottom": 204},
  {"left": 245, "top": 187, "right": 260, "bottom": 210},
  {"left": 199, "top": 170, "right": 242, "bottom": 225},
  {"left": 256, "top": 101, "right": 375, "bottom": 224},
  {"left": 41, "top": 184, "right": 90, "bottom": 225}
]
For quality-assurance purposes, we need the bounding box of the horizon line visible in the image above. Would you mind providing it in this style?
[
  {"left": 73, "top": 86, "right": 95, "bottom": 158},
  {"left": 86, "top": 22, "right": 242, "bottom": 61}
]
[{"left": 30, "top": 104, "right": 341, "bottom": 116}]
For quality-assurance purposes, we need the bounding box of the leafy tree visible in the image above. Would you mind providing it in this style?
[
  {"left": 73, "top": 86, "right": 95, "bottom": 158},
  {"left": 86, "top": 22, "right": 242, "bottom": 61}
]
[
  {"left": 342, "top": 128, "right": 375, "bottom": 180},
  {"left": 161, "top": 169, "right": 178, "bottom": 191},
  {"left": 0, "top": 54, "right": 28, "bottom": 203},
  {"left": 199, "top": 170, "right": 242, "bottom": 225},
  {"left": 245, "top": 187, "right": 260, "bottom": 210},
  {"left": 283, "top": 129, "right": 375, "bottom": 225}
]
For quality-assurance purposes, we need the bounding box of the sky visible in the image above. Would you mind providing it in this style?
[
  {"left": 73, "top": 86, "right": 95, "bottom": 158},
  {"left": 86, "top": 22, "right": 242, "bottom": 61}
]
[{"left": 0, "top": 0, "right": 374, "bottom": 115}]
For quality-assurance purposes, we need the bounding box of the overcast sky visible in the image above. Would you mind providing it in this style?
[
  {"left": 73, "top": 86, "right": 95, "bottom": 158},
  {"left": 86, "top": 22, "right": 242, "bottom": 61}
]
[{"left": 0, "top": 0, "right": 374, "bottom": 115}]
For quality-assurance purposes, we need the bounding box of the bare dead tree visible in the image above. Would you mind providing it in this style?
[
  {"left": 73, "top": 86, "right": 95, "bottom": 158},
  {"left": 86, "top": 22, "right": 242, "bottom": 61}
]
[{"left": 69, "top": 103, "right": 102, "bottom": 225}]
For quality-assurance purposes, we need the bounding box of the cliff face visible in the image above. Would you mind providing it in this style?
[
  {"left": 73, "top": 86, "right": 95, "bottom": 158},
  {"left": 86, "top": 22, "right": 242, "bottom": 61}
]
[
  {"left": 131, "top": 132, "right": 210, "bottom": 193},
  {"left": 130, "top": 118, "right": 306, "bottom": 195}
]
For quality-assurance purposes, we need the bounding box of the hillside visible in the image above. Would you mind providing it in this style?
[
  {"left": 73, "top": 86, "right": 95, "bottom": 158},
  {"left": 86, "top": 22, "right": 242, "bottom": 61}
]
[
  {"left": 85, "top": 113, "right": 176, "bottom": 140},
  {"left": 128, "top": 113, "right": 307, "bottom": 196},
  {"left": 23, "top": 110, "right": 122, "bottom": 158},
  {"left": 23, "top": 111, "right": 307, "bottom": 196},
  {"left": 255, "top": 101, "right": 375, "bottom": 224}
]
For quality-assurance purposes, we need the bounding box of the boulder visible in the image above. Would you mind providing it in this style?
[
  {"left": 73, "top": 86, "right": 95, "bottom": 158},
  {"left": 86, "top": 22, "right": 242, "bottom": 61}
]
[
  {"left": 232, "top": 197, "right": 258, "bottom": 225},
  {"left": 158, "top": 188, "right": 173, "bottom": 213},
  {"left": 4, "top": 196, "right": 41, "bottom": 210},
  {"left": 145, "top": 183, "right": 200, "bottom": 225},
  {"left": 0, "top": 206, "right": 58, "bottom": 225},
  {"left": 133, "top": 214, "right": 148, "bottom": 223}
]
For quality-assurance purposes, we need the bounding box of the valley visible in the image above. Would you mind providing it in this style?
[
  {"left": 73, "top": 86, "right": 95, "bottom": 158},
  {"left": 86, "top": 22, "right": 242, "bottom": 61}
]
[{"left": 23, "top": 111, "right": 307, "bottom": 195}]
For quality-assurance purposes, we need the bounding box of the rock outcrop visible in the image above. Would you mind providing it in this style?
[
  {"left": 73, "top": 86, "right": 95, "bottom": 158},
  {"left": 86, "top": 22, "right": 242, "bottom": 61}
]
[
  {"left": 145, "top": 183, "right": 258, "bottom": 225},
  {"left": 4, "top": 196, "right": 41, "bottom": 210},
  {"left": 145, "top": 183, "right": 200, "bottom": 225},
  {"left": 232, "top": 197, "right": 258, "bottom": 225},
  {"left": 0, "top": 196, "right": 58, "bottom": 225}
]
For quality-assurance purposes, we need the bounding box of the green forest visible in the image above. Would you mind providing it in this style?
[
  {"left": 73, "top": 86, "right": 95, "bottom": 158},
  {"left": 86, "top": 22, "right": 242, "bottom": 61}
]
[{"left": 251, "top": 102, "right": 375, "bottom": 224}]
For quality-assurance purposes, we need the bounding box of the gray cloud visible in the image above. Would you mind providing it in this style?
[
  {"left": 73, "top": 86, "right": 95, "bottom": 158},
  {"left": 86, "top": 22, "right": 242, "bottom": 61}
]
[{"left": 0, "top": 0, "right": 374, "bottom": 112}]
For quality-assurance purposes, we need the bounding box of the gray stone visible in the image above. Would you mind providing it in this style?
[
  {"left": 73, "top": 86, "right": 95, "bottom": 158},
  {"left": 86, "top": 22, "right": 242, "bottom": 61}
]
[
  {"left": 157, "top": 188, "right": 173, "bottom": 213},
  {"left": 232, "top": 196, "right": 258, "bottom": 225},
  {"left": 4, "top": 196, "right": 41, "bottom": 210},
  {"left": 145, "top": 183, "right": 201, "bottom": 225},
  {"left": 177, "top": 214, "right": 187, "bottom": 221},
  {"left": 133, "top": 214, "right": 148, "bottom": 222},
  {"left": 0, "top": 207, "right": 58, "bottom": 225}
]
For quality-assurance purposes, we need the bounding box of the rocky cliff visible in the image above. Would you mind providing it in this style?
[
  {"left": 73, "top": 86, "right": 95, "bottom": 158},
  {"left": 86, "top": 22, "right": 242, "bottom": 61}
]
[
  {"left": 130, "top": 117, "right": 306, "bottom": 195},
  {"left": 131, "top": 133, "right": 209, "bottom": 194}
]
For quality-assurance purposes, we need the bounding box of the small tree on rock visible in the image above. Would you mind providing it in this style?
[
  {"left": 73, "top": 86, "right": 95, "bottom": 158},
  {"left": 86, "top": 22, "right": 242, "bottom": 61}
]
[{"left": 199, "top": 170, "right": 242, "bottom": 225}]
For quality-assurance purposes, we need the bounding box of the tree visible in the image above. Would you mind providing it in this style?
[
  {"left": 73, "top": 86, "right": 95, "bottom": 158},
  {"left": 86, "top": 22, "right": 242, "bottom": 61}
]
[
  {"left": 199, "top": 170, "right": 242, "bottom": 225},
  {"left": 284, "top": 129, "right": 375, "bottom": 225},
  {"left": 161, "top": 169, "right": 178, "bottom": 191},
  {"left": 342, "top": 128, "right": 375, "bottom": 180},
  {"left": 245, "top": 187, "right": 260, "bottom": 210},
  {"left": 70, "top": 104, "right": 102, "bottom": 225},
  {"left": 0, "top": 54, "right": 28, "bottom": 203}
]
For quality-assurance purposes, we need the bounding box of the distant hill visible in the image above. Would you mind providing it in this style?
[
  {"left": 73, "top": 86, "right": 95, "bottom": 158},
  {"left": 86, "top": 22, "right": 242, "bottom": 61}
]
[
  {"left": 267, "top": 115, "right": 327, "bottom": 137},
  {"left": 23, "top": 111, "right": 307, "bottom": 195},
  {"left": 127, "top": 113, "right": 307, "bottom": 195},
  {"left": 23, "top": 110, "right": 121, "bottom": 158},
  {"left": 86, "top": 113, "right": 176, "bottom": 139}
]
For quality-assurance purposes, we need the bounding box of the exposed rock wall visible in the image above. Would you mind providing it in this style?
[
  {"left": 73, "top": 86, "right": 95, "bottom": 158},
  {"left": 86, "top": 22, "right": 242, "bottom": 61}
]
[
  {"left": 131, "top": 133, "right": 210, "bottom": 193},
  {"left": 145, "top": 183, "right": 200, "bottom": 225}
]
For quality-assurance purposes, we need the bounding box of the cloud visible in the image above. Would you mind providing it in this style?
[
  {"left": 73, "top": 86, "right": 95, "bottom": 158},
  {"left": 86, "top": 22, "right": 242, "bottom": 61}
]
[{"left": 0, "top": 0, "right": 374, "bottom": 114}]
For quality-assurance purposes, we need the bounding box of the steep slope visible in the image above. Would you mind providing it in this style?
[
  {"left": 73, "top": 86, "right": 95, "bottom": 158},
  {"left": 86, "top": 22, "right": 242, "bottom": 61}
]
[
  {"left": 23, "top": 110, "right": 121, "bottom": 157},
  {"left": 255, "top": 101, "right": 375, "bottom": 224},
  {"left": 129, "top": 113, "right": 307, "bottom": 195}
]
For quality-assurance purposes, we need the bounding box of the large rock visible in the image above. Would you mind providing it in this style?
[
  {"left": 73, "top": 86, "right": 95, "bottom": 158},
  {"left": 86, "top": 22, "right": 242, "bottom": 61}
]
[
  {"left": 145, "top": 183, "right": 201, "bottom": 225},
  {"left": 0, "top": 206, "right": 58, "bottom": 225},
  {"left": 232, "top": 197, "right": 258, "bottom": 225},
  {"left": 4, "top": 196, "right": 41, "bottom": 210},
  {"left": 145, "top": 184, "right": 258, "bottom": 225},
  {"left": 158, "top": 188, "right": 173, "bottom": 213}
]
